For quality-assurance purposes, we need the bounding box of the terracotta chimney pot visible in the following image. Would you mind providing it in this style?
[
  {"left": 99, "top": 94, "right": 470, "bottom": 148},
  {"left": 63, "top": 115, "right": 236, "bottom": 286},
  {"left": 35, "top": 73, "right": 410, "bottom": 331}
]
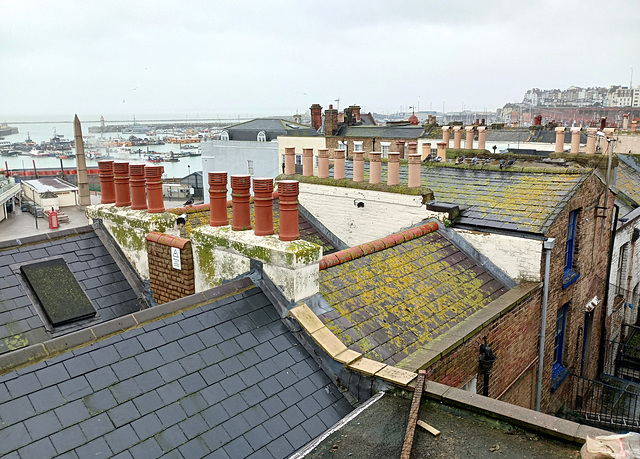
[
  {"left": 570, "top": 127, "right": 581, "bottom": 153},
  {"left": 302, "top": 148, "right": 313, "bottom": 177},
  {"left": 353, "top": 152, "right": 365, "bottom": 182},
  {"left": 317, "top": 149, "right": 329, "bottom": 178},
  {"left": 421, "top": 143, "right": 432, "bottom": 161},
  {"left": 395, "top": 141, "right": 406, "bottom": 159},
  {"left": 407, "top": 142, "right": 418, "bottom": 157},
  {"left": 284, "top": 147, "right": 296, "bottom": 175},
  {"left": 387, "top": 152, "right": 400, "bottom": 186},
  {"left": 129, "top": 164, "right": 147, "bottom": 210},
  {"left": 442, "top": 126, "right": 451, "bottom": 148},
  {"left": 334, "top": 149, "right": 346, "bottom": 180},
  {"left": 369, "top": 152, "right": 382, "bottom": 184},
  {"left": 436, "top": 142, "right": 447, "bottom": 161},
  {"left": 464, "top": 126, "right": 474, "bottom": 150},
  {"left": 208, "top": 171, "right": 228, "bottom": 227},
  {"left": 477, "top": 126, "right": 487, "bottom": 151},
  {"left": 145, "top": 165, "right": 165, "bottom": 213},
  {"left": 114, "top": 162, "right": 131, "bottom": 207},
  {"left": 278, "top": 180, "right": 299, "bottom": 241},
  {"left": 408, "top": 154, "right": 422, "bottom": 188},
  {"left": 253, "top": 178, "right": 274, "bottom": 236},
  {"left": 98, "top": 160, "right": 115, "bottom": 204},
  {"left": 453, "top": 126, "right": 462, "bottom": 149},
  {"left": 586, "top": 128, "right": 597, "bottom": 154},
  {"left": 554, "top": 127, "right": 566, "bottom": 153},
  {"left": 230, "top": 175, "right": 252, "bottom": 230}
]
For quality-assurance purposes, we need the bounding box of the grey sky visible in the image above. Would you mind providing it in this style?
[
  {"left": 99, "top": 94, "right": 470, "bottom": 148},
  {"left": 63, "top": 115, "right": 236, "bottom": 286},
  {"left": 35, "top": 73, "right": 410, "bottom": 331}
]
[{"left": 1, "top": 0, "right": 639, "bottom": 120}]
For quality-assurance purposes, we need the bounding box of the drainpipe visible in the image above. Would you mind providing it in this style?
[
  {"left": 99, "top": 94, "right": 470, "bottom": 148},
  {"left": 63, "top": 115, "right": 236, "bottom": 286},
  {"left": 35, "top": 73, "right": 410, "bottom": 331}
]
[
  {"left": 536, "top": 237, "right": 555, "bottom": 412},
  {"left": 598, "top": 204, "right": 619, "bottom": 375}
]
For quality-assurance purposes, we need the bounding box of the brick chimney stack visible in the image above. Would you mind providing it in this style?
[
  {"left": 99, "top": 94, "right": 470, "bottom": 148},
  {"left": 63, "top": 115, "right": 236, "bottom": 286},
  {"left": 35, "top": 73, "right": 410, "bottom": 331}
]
[
  {"left": 350, "top": 105, "right": 361, "bottom": 122},
  {"left": 325, "top": 106, "right": 338, "bottom": 136},
  {"left": 310, "top": 104, "right": 322, "bottom": 132}
]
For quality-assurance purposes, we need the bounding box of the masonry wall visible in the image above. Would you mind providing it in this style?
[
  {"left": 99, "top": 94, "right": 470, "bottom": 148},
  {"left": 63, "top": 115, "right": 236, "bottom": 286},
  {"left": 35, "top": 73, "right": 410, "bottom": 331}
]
[
  {"left": 424, "top": 289, "right": 542, "bottom": 410},
  {"left": 541, "top": 173, "right": 615, "bottom": 413},
  {"left": 146, "top": 235, "right": 195, "bottom": 304},
  {"left": 325, "top": 136, "right": 417, "bottom": 157}
]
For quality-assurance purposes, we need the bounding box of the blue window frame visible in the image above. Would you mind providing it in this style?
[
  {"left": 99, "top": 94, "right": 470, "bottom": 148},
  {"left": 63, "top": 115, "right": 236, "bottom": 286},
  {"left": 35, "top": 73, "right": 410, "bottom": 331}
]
[
  {"left": 551, "top": 304, "right": 570, "bottom": 391},
  {"left": 563, "top": 209, "right": 580, "bottom": 288}
]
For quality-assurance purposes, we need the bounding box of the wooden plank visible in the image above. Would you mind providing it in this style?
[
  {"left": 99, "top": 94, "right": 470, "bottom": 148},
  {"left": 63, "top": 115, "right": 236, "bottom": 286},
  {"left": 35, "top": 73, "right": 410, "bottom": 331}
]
[
  {"left": 400, "top": 370, "right": 426, "bottom": 459},
  {"left": 417, "top": 419, "right": 440, "bottom": 437}
]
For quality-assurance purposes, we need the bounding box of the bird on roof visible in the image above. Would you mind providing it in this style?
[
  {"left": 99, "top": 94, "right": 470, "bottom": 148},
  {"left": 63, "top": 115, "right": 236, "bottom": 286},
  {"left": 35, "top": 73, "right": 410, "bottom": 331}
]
[
  {"left": 505, "top": 159, "right": 515, "bottom": 168},
  {"left": 183, "top": 197, "right": 194, "bottom": 206},
  {"left": 483, "top": 158, "right": 492, "bottom": 165},
  {"left": 470, "top": 157, "right": 478, "bottom": 165},
  {"left": 499, "top": 159, "right": 506, "bottom": 169},
  {"left": 455, "top": 155, "right": 466, "bottom": 165}
]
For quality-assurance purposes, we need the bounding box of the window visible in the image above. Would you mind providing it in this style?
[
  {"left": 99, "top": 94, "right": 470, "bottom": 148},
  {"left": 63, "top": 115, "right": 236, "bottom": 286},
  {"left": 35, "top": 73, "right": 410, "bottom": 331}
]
[
  {"left": 256, "top": 130, "right": 266, "bottom": 142},
  {"left": 552, "top": 303, "right": 570, "bottom": 391},
  {"left": 381, "top": 142, "right": 391, "bottom": 157},
  {"left": 617, "top": 243, "right": 630, "bottom": 295},
  {"left": 563, "top": 209, "right": 580, "bottom": 288},
  {"left": 247, "top": 160, "right": 254, "bottom": 175},
  {"left": 220, "top": 130, "right": 229, "bottom": 141},
  {"left": 295, "top": 154, "right": 302, "bottom": 165},
  {"left": 338, "top": 141, "right": 347, "bottom": 153},
  {"left": 353, "top": 141, "right": 363, "bottom": 152}
]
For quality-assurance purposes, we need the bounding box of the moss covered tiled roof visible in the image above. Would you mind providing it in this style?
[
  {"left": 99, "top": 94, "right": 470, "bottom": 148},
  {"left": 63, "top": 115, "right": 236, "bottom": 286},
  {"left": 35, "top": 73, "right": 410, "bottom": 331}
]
[
  {"left": 615, "top": 155, "right": 640, "bottom": 209},
  {"left": 317, "top": 229, "right": 506, "bottom": 366}
]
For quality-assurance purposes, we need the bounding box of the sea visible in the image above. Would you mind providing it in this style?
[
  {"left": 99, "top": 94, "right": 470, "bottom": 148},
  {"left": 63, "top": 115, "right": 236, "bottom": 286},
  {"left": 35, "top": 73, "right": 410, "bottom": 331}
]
[{"left": 1, "top": 119, "right": 207, "bottom": 179}]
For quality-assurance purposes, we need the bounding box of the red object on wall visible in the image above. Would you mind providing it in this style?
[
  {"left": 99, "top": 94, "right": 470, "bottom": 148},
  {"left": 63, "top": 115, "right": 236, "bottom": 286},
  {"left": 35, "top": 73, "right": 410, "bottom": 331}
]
[
  {"left": 278, "top": 180, "right": 299, "bottom": 241},
  {"left": 98, "top": 160, "right": 116, "bottom": 204},
  {"left": 129, "top": 164, "right": 147, "bottom": 210},
  {"left": 114, "top": 162, "right": 131, "bottom": 207},
  {"left": 230, "top": 175, "right": 252, "bottom": 231},
  {"left": 253, "top": 178, "right": 274, "bottom": 236},
  {"left": 209, "top": 171, "right": 229, "bottom": 227},
  {"left": 145, "top": 165, "right": 165, "bottom": 213},
  {"left": 48, "top": 208, "right": 59, "bottom": 229}
]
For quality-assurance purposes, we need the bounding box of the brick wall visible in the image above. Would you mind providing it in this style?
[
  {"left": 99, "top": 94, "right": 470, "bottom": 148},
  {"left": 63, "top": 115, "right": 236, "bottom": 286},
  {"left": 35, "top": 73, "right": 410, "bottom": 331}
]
[
  {"left": 146, "top": 232, "right": 195, "bottom": 304},
  {"left": 325, "top": 137, "right": 416, "bottom": 157},
  {"left": 424, "top": 290, "right": 542, "bottom": 410},
  {"left": 540, "top": 173, "right": 615, "bottom": 412}
]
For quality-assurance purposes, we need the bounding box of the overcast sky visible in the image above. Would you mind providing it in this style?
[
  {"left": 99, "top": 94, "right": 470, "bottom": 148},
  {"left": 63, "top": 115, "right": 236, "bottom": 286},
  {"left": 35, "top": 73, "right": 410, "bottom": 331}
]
[{"left": 1, "top": 0, "right": 639, "bottom": 121}]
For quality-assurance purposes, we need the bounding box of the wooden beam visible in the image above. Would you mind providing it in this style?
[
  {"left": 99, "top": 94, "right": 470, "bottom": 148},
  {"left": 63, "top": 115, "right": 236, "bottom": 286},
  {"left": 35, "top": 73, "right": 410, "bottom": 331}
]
[{"left": 417, "top": 420, "right": 440, "bottom": 437}]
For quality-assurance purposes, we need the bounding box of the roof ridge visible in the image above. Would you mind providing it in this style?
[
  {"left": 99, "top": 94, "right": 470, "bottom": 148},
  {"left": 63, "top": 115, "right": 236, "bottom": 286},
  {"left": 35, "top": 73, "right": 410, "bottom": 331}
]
[{"left": 319, "top": 221, "right": 439, "bottom": 270}]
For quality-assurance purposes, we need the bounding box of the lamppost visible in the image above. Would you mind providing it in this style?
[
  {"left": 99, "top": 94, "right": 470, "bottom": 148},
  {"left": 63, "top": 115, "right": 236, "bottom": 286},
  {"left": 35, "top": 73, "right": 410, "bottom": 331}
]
[{"left": 187, "top": 165, "right": 192, "bottom": 199}]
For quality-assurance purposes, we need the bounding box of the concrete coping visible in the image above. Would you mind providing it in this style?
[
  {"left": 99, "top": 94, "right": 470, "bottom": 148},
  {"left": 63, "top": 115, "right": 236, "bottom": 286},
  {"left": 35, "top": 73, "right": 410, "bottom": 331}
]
[
  {"left": 0, "top": 277, "right": 256, "bottom": 377},
  {"left": 288, "top": 303, "right": 418, "bottom": 388},
  {"left": 0, "top": 224, "right": 95, "bottom": 250}
]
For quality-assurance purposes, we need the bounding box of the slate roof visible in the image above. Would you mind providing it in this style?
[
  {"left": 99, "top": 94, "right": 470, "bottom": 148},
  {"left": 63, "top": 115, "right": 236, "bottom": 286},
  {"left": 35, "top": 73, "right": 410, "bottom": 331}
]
[
  {"left": 333, "top": 125, "right": 424, "bottom": 139},
  {"left": 338, "top": 161, "right": 589, "bottom": 234},
  {"left": 225, "top": 119, "right": 318, "bottom": 141},
  {"left": 0, "top": 228, "right": 140, "bottom": 355},
  {"left": 0, "top": 282, "right": 353, "bottom": 458},
  {"left": 169, "top": 202, "right": 338, "bottom": 255},
  {"left": 530, "top": 129, "right": 588, "bottom": 144},
  {"left": 615, "top": 154, "right": 640, "bottom": 210},
  {"left": 317, "top": 227, "right": 507, "bottom": 366}
]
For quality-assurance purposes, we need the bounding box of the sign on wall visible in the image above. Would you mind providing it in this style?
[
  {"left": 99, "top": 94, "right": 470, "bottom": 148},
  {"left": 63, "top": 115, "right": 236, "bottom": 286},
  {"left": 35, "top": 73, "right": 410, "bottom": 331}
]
[{"left": 171, "top": 247, "right": 182, "bottom": 270}]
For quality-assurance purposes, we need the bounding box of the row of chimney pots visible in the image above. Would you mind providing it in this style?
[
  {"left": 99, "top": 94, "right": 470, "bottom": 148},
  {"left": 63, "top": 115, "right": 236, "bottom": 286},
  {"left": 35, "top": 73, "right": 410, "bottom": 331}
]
[{"left": 97, "top": 161, "right": 300, "bottom": 242}]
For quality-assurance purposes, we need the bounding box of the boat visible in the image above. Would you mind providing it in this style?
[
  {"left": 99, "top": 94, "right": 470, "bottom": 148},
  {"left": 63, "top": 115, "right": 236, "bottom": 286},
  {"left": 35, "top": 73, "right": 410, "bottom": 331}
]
[
  {"left": 1, "top": 150, "right": 20, "bottom": 157},
  {"left": 29, "top": 148, "right": 49, "bottom": 156},
  {"left": 145, "top": 154, "right": 163, "bottom": 163}
]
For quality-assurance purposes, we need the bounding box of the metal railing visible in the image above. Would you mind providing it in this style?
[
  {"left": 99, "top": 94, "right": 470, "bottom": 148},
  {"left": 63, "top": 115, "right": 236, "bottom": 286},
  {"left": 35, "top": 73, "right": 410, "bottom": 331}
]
[
  {"left": 567, "top": 374, "right": 640, "bottom": 433},
  {"left": 603, "top": 338, "right": 640, "bottom": 382}
]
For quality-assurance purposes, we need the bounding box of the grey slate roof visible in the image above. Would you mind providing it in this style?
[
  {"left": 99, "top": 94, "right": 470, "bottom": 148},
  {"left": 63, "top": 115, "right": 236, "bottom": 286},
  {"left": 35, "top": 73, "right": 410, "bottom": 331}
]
[
  {"left": 333, "top": 125, "right": 424, "bottom": 139},
  {"left": 0, "top": 283, "right": 352, "bottom": 458},
  {"left": 615, "top": 154, "right": 640, "bottom": 213},
  {"left": 225, "top": 119, "right": 318, "bottom": 141},
  {"left": 0, "top": 228, "right": 140, "bottom": 355},
  {"left": 338, "top": 161, "right": 589, "bottom": 234}
]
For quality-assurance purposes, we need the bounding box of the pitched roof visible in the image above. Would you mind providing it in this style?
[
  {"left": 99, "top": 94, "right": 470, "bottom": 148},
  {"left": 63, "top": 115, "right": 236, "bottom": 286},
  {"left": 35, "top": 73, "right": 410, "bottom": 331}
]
[
  {"left": 0, "top": 282, "right": 352, "bottom": 457},
  {"left": 339, "top": 161, "right": 589, "bottom": 234},
  {"left": 224, "top": 118, "right": 318, "bottom": 141},
  {"left": 0, "top": 228, "right": 141, "bottom": 355},
  {"left": 317, "top": 224, "right": 507, "bottom": 366},
  {"left": 615, "top": 154, "right": 640, "bottom": 210},
  {"left": 333, "top": 125, "right": 424, "bottom": 139}
]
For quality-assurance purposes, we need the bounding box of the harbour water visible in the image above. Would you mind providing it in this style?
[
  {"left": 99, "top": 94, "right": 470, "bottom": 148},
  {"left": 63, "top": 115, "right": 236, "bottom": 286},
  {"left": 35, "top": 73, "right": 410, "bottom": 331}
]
[{"left": 1, "top": 120, "right": 204, "bottom": 179}]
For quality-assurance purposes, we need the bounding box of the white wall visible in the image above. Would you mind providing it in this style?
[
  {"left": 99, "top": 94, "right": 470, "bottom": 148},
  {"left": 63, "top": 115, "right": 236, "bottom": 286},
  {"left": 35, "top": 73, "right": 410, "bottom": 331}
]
[
  {"left": 277, "top": 136, "right": 327, "bottom": 175},
  {"left": 297, "top": 183, "right": 432, "bottom": 247},
  {"left": 201, "top": 139, "right": 279, "bottom": 202},
  {"left": 453, "top": 229, "right": 543, "bottom": 282}
]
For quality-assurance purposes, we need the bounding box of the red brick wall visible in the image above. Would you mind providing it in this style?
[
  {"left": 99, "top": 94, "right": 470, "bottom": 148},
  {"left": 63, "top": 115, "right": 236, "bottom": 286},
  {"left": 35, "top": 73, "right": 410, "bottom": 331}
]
[
  {"left": 146, "top": 232, "right": 195, "bottom": 304},
  {"left": 539, "top": 173, "right": 614, "bottom": 412},
  {"left": 424, "top": 290, "right": 542, "bottom": 410}
]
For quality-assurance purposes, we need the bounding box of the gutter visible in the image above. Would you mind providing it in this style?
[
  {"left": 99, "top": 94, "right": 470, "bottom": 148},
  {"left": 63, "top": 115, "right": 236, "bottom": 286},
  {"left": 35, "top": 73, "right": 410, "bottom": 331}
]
[{"left": 536, "top": 237, "right": 555, "bottom": 412}]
